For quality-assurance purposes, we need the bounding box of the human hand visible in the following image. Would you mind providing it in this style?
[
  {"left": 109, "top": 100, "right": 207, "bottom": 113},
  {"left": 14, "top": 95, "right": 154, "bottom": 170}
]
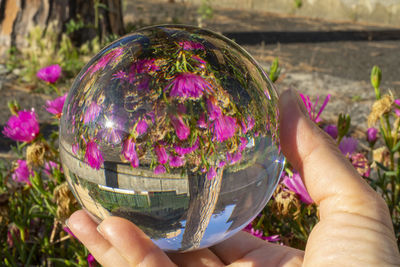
[{"left": 67, "top": 89, "right": 400, "bottom": 266}]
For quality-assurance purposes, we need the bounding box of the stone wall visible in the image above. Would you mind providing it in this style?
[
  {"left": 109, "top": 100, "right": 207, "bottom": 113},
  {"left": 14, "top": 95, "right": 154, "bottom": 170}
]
[{"left": 188, "top": 0, "right": 400, "bottom": 26}]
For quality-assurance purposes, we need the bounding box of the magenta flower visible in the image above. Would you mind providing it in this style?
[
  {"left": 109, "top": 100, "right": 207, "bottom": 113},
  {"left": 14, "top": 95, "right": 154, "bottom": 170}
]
[
  {"left": 227, "top": 151, "right": 242, "bottom": 165},
  {"left": 122, "top": 137, "right": 139, "bottom": 168},
  {"left": 87, "top": 254, "right": 97, "bottom": 267},
  {"left": 44, "top": 161, "right": 60, "bottom": 177},
  {"left": 169, "top": 155, "right": 185, "bottom": 167},
  {"left": 264, "top": 235, "right": 281, "bottom": 242},
  {"left": 339, "top": 136, "right": 358, "bottom": 156},
  {"left": 136, "top": 119, "right": 148, "bottom": 136},
  {"left": 206, "top": 97, "right": 222, "bottom": 121},
  {"left": 218, "top": 160, "right": 226, "bottom": 168},
  {"left": 170, "top": 115, "right": 190, "bottom": 140},
  {"left": 282, "top": 171, "right": 313, "bottom": 204},
  {"left": 131, "top": 59, "right": 159, "bottom": 74},
  {"left": 324, "top": 124, "right": 338, "bottom": 139},
  {"left": 366, "top": 127, "right": 378, "bottom": 144},
  {"left": 12, "top": 159, "right": 33, "bottom": 185},
  {"left": 112, "top": 70, "right": 126, "bottom": 80},
  {"left": 72, "top": 143, "right": 79, "bottom": 155},
  {"left": 45, "top": 93, "right": 67, "bottom": 117},
  {"left": 154, "top": 165, "right": 166, "bottom": 174},
  {"left": 394, "top": 99, "right": 400, "bottom": 117},
  {"left": 241, "top": 115, "right": 255, "bottom": 134},
  {"left": 83, "top": 47, "right": 124, "bottom": 77},
  {"left": 174, "top": 138, "right": 199, "bottom": 155},
  {"left": 212, "top": 115, "right": 237, "bottom": 142},
  {"left": 155, "top": 144, "right": 169, "bottom": 164},
  {"left": 3, "top": 109, "right": 40, "bottom": 143},
  {"left": 84, "top": 140, "right": 104, "bottom": 170},
  {"left": 351, "top": 153, "right": 371, "bottom": 178},
  {"left": 167, "top": 73, "right": 212, "bottom": 99},
  {"left": 179, "top": 40, "right": 205, "bottom": 50},
  {"left": 207, "top": 167, "right": 217, "bottom": 180},
  {"left": 83, "top": 102, "right": 101, "bottom": 124},
  {"left": 238, "top": 137, "right": 248, "bottom": 152},
  {"left": 300, "top": 93, "right": 330, "bottom": 123},
  {"left": 197, "top": 113, "right": 207, "bottom": 128},
  {"left": 37, "top": 64, "right": 62, "bottom": 83}
]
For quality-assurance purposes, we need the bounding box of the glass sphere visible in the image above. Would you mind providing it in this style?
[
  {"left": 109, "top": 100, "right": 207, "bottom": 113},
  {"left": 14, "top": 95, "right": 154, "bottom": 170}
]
[{"left": 59, "top": 25, "right": 284, "bottom": 252}]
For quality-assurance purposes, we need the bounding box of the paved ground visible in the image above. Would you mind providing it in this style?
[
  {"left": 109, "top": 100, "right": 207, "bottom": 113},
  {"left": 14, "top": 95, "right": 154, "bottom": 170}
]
[{"left": 0, "top": 0, "right": 400, "bottom": 156}]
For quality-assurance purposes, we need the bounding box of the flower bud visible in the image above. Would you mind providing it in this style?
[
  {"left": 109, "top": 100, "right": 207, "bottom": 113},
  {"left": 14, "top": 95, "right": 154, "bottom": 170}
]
[
  {"left": 366, "top": 127, "right": 378, "bottom": 144},
  {"left": 324, "top": 124, "right": 338, "bottom": 139},
  {"left": 370, "top": 65, "right": 382, "bottom": 99},
  {"left": 7, "top": 100, "right": 20, "bottom": 115}
]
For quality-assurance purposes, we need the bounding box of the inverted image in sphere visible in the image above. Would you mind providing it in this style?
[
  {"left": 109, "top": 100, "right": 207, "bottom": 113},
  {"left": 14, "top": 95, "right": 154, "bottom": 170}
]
[{"left": 60, "top": 25, "right": 284, "bottom": 252}]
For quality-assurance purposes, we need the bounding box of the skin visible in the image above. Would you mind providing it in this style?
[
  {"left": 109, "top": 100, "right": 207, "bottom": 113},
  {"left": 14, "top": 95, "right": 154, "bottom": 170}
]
[{"left": 67, "top": 89, "right": 400, "bottom": 267}]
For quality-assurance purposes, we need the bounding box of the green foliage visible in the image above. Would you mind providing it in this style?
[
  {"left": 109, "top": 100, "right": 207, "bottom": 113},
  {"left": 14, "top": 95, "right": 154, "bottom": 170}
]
[
  {"left": 294, "top": 0, "right": 303, "bottom": 8},
  {"left": 268, "top": 58, "right": 281, "bottom": 83}
]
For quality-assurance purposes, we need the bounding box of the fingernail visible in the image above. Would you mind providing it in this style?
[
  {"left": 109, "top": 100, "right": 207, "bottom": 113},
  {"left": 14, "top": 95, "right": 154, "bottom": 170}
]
[{"left": 281, "top": 89, "right": 308, "bottom": 117}]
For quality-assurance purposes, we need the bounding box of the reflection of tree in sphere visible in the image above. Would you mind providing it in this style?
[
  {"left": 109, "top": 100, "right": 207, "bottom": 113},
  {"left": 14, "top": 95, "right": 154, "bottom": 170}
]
[{"left": 60, "top": 25, "right": 284, "bottom": 252}]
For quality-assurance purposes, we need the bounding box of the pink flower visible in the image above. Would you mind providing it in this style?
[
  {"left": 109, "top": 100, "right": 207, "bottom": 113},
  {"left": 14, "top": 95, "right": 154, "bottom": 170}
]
[
  {"left": 212, "top": 115, "right": 237, "bottom": 142},
  {"left": 122, "top": 137, "right": 139, "bottom": 168},
  {"left": 112, "top": 70, "right": 126, "bottom": 80},
  {"left": 241, "top": 115, "right": 255, "bottom": 134},
  {"left": 366, "top": 127, "right": 378, "bottom": 144},
  {"left": 227, "top": 151, "right": 242, "bottom": 165},
  {"left": 351, "top": 153, "right": 371, "bottom": 178},
  {"left": 3, "top": 109, "right": 40, "bottom": 142},
  {"left": 192, "top": 55, "right": 206, "bottom": 68},
  {"left": 37, "top": 64, "right": 62, "bottom": 83},
  {"left": 324, "top": 124, "right": 338, "bottom": 139},
  {"left": 300, "top": 93, "right": 330, "bottom": 123},
  {"left": 84, "top": 47, "right": 124, "bottom": 77},
  {"left": 174, "top": 138, "right": 199, "bottom": 155},
  {"left": 207, "top": 167, "right": 217, "bottom": 180},
  {"left": 238, "top": 137, "right": 248, "bottom": 152},
  {"left": 44, "top": 161, "right": 60, "bottom": 177},
  {"left": 179, "top": 40, "right": 205, "bottom": 50},
  {"left": 206, "top": 97, "right": 222, "bottom": 121},
  {"left": 339, "top": 137, "right": 358, "bottom": 156},
  {"left": 197, "top": 113, "right": 207, "bottom": 128},
  {"left": 131, "top": 59, "right": 159, "bottom": 74},
  {"left": 282, "top": 172, "right": 313, "bottom": 204},
  {"left": 72, "top": 143, "right": 79, "bottom": 155},
  {"left": 84, "top": 140, "right": 104, "bottom": 170},
  {"left": 136, "top": 119, "right": 148, "bottom": 135},
  {"left": 87, "top": 253, "right": 97, "bottom": 267},
  {"left": 218, "top": 161, "right": 226, "bottom": 168},
  {"left": 170, "top": 115, "right": 190, "bottom": 140},
  {"left": 167, "top": 73, "right": 212, "bottom": 99},
  {"left": 12, "top": 159, "right": 33, "bottom": 185},
  {"left": 45, "top": 93, "right": 67, "bottom": 117},
  {"left": 155, "top": 145, "right": 169, "bottom": 164},
  {"left": 169, "top": 155, "right": 185, "bottom": 167},
  {"left": 264, "top": 235, "right": 281, "bottom": 242},
  {"left": 394, "top": 99, "right": 400, "bottom": 117},
  {"left": 84, "top": 102, "right": 101, "bottom": 124},
  {"left": 154, "top": 165, "right": 166, "bottom": 174}
]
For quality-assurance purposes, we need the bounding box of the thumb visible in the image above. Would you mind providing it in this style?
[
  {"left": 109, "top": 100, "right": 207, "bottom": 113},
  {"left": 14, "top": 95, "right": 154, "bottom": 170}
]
[{"left": 279, "top": 89, "right": 388, "bottom": 223}]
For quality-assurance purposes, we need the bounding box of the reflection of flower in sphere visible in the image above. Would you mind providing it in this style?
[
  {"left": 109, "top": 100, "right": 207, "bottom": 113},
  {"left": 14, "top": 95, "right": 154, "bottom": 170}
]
[
  {"left": 170, "top": 114, "right": 190, "bottom": 140},
  {"left": 155, "top": 144, "right": 169, "bottom": 164},
  {"left": 179, "top": 40, "right": 205, "bottom": 50},
  {"left": 122, "top": 137, "right": 139, "bottom": 168},
  {"left": 167, "top": 73, "right": 212, "bottom": 99},
  {"left": 83, "top": 102, "right": 101, "bottom": 124},
  {"left": 212, "top": 114, "right": 237, "bottom": 142},
  {"left": 84, "top": 140, "right": 104, "bottom": 170}
]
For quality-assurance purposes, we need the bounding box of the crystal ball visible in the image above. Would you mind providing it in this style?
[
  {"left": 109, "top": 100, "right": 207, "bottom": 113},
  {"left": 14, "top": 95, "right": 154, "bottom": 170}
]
[{"left": 59, "top": 25, "right": 284, "bottom": 252}]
